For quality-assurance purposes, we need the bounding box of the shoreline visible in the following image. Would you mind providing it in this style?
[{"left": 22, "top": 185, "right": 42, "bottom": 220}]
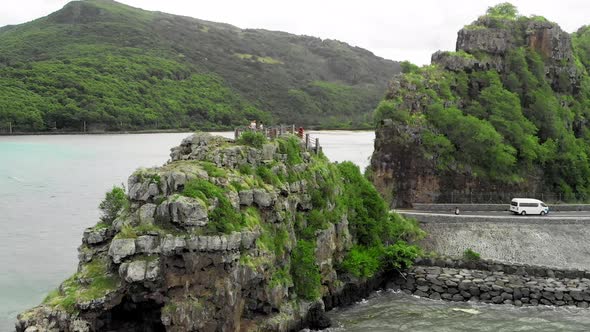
[{"left": 0, "top": 127, "right": 375, "bottom": 137}]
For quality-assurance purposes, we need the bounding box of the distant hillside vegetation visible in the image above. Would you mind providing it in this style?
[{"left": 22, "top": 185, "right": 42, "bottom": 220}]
[{"left": 0, "top": 0, "right": 399, "bottom": 132}]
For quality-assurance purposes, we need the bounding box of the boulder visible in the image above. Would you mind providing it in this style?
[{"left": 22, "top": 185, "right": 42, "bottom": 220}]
[
  {"left": 239, "top": 190, "right": 254, "bottom": 206},
  {"left": 253, "top": 189, "right": 273, "bottom": 207},
  {"left": 108, "top": 238, "right": 136, "bottom": 263},
  {"left": 138, "top": 203, "right": 157, "bottom": 224},
  {"left": 157, "top": 196, "right": 208, "bottom": 227}
]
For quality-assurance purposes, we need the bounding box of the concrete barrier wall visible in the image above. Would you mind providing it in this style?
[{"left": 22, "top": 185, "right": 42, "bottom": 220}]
[
  {"left": 400, "top": 212, "right": 590, "bottom": 224},
  {"left": 412, "top": 203, "right": 590, "bottom": 212},
  {"left": 402, "top": 213, "right": 590, "bottom": 271}
]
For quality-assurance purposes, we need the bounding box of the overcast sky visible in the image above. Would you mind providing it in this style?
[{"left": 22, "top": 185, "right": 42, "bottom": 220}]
[{"left": 1, "top": 0, "right": 589, "bottom": 65}]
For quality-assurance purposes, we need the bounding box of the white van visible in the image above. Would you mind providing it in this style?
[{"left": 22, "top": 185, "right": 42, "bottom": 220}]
[{"left": 509, "top": 198, "right": 549, "bottom": 216}]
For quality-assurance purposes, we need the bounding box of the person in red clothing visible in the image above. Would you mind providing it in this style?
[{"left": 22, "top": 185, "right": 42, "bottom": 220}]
[{"left": 298, "top": 127, "right": 304, "bottom": 138}]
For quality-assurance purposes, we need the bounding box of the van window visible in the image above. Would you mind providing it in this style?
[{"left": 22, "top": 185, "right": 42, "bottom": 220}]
[
  {"left": 511, "top": 201, "right": 518, "bottom": 206},
  {"left": 520, "top": 203, "right": 539, "bottom": 207}
]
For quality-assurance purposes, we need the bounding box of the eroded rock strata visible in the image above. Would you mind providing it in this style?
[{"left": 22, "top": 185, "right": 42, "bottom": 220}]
[{"left": 16, "top": 133, "right": 408, "bottom": 332}]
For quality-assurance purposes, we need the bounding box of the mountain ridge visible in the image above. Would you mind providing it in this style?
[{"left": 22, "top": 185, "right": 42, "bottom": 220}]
[{"left": 0, "top": 0, "right": 400, "bottom": 132}]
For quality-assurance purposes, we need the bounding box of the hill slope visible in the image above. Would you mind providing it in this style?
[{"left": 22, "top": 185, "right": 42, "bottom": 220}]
[
  {"left": 370, "top": 3, "right": 590, "bottom": 207},
  {"left": 0, "top": 0, "right": 399, "bottom": 132}
]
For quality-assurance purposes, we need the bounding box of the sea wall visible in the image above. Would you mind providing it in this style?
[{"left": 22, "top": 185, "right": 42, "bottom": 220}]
[
  {"left": 412, "top": 203, "right": 590, "bottom": 212},
  {"left": 393, "top": 258, "right": 590, "bottom": 308},
  {"left": 401, "top": 212, "right": 590, "bottom": 270}
]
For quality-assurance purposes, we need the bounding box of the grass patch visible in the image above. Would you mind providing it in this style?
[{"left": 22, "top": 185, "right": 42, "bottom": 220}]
[
  {"left": 237, "top": 131, "right": 268, "bottom": 148},
  {"left": 256, "top": 165, "right": 282, "bottom": 186},
  {"left": 182, "top": 179, "right": 242, "bottom": 233},
  {"left": 92, "top": 222, "right": 110, "bottom": 230},
  {"left": 201, "top": 161, "right": 227, "bottom": 178},
  {"left": 278, "top": 136, "right": 304, "bottom": 165},
  {"left": 43, "top": 257, "right": 119, "bottom": 313},
  {"left": 242, "top": 207, "right": 262, "bottom": 230},
  {"left": 114, "top": 223, "right": 138, "bottom": 239},
  {"left": 238, "top": 164, "right": 254, "bottom": 175},
  {"left": 256, "top": 224, "right": 290, "bottom": 257},
  {"left": 463, "top": 248, "right": 481, "bottom": 261}
]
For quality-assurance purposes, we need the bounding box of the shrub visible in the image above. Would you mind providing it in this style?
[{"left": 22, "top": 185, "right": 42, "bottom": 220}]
[
  {"left": 385, "top": 213, "right": 427, "bottom": 243},
  {"left": 463, "top": 248, "right": 481, "bottom": 261},
  {"left": 290, "top": 240, "right": 321, "bottom": 300},
  {"left": 201, "top": 161, "right": 227, "bottom": 178},
  {"left": 237, "top": 131, "right": 267, "bottom": 148},
  {"left": 382, "top": 241, "right": 422, "bottom": 270},
  {"left": 340, "top": 246, "right": 382, "bottom": 278},
  {"left": 337, "top": 161, "right": 388, "bottom": 246},
  {"left": 98, "top": 185, "right": 127, "bottom": 224}
]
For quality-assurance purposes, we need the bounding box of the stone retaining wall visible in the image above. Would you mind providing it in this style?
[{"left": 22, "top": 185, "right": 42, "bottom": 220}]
[
  {"left": 399, "top": 212, "right": 590, "bottom": 224},
  {"left": 406, "top": 212, "right": 590, "bottom": 270},
  {"left": 392, "top": 262, "right": 590, "bottom": 308},
  {"left": 412, "top": 203, "right": 590, "bottom": 212}
]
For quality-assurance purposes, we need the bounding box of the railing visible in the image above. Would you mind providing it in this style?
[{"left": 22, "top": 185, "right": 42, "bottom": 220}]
[{"left": 234, "top": 124, "right": 321, "bottom": 154}]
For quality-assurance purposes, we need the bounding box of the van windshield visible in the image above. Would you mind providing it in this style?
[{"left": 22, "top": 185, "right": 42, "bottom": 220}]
[
  {"left": 511, "top": 201, "right": 518, "bottom": 206},
  {"left": 541, "top": 203, "right": 547, "bottom": 207}
]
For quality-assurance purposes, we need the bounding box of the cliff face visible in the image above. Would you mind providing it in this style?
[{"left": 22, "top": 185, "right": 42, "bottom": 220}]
[
  {"left": 17, "top": 133, "right": 417, "bottom": 331},
  {"left": 371, "top": 5, "right": 590, "bottom": 207}
]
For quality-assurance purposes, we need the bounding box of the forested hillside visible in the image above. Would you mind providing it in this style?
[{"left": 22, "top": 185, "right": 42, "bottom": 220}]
[
  {"left": 0, "top": 0, "right": 399, "bottom": 132},
  {"left": 371, "top": 3, "right": 590, "bottom": 206}
]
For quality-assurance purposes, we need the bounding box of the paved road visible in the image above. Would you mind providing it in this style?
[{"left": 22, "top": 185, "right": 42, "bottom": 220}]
[{"left": 396, "top": 210, "right": 590, "bottom": 219}]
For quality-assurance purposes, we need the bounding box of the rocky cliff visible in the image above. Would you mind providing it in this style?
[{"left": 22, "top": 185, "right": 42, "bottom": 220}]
[
  {"left": 371, "top": 4, "right": 590, "bottom": 207},
  {"left": 17, "top": 132, "right": 421, "bottom": 331}
]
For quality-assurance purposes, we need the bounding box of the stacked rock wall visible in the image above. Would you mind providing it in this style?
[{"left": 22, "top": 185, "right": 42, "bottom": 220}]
[{"left": 394, "top": 258, "right": 590, "bottom": 308}]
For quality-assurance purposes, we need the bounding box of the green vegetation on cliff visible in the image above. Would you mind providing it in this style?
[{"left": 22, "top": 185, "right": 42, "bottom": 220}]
[
  {"left": 374, "top": 3, "right": 590, "bottom": 200},
  {"left": 0, "top": 0, "right": 399, "bottom": 132}
]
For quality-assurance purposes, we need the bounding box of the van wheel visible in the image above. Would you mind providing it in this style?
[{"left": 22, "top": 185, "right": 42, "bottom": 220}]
[
  {"left": 540, "top": 211, "right": 546, "bottom": 216},
  {"left": 520, "top": 211, "right": 526, "bottom": 216}
]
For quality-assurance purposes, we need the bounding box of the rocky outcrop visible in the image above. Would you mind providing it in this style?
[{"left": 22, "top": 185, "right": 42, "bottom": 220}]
[
  {"left": 371, "top": 12, "right": 581, "bottom": 207},
  {"left": 16, "top": 133, "right": 393, "bottom": 332}
]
